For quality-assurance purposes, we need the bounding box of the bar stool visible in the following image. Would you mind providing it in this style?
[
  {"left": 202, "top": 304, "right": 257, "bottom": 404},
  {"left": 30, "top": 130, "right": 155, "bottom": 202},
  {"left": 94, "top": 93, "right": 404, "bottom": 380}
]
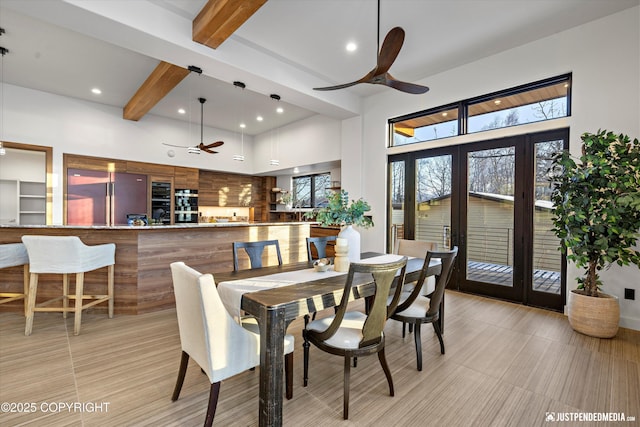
[
  {"left": 0, "top": 243, "right": 30, "bottom": 315},
  {"left": 21, "top": 236, "right": 116, "bottom": 336}
]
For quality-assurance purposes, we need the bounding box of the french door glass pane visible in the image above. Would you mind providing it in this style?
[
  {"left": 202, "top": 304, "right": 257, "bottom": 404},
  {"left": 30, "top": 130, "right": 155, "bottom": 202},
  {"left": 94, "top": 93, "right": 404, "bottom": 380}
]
[
  {"left": 532, "top": 140, "right": 563, "bottom": 294},
  {"left": 415, "top": 155, "right": 452, "bottom": 248},
  {"left": 466, "top": 147, "right": 515, "bottom": 286},
  {"left": 389, "top": 160, "right": 405, "bottom": 249}
]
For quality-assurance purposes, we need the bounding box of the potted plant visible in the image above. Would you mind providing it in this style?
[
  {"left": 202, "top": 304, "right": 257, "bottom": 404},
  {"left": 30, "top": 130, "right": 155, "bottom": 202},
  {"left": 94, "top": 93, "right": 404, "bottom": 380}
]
[
  {"left": 550, "top": 129, "right": 640, "bottom": 338},
  {"left": 279, "top": 192, "right": 293, "bottom": 210},
  {"left": 305, "top": 190, "right": 374, "bottom": 261}
]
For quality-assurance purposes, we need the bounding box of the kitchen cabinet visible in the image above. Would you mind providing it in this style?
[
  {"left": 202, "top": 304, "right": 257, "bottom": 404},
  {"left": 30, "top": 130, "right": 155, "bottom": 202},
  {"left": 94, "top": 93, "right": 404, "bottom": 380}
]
[{"left": 174, "top": 167, "right": 199, "bottom": 190}]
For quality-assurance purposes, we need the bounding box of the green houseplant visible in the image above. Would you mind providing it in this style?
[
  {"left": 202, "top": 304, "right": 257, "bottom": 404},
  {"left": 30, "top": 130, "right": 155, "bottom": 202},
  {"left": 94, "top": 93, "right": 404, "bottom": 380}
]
[
  {"left": 550, "top": 129, "right": 640, "bottom": 337},
  {"left": 305, "top": 190, "right": 373, "bottom": 261},
  {"left": 305, "top": 190, "right": 374, "bottom": 228}
]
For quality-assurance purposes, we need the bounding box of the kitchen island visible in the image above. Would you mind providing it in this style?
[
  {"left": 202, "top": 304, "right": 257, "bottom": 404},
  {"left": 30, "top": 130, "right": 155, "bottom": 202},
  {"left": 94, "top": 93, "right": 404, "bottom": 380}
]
[{"left": 0, "top": 222, "right": 310, "bottom": 314}]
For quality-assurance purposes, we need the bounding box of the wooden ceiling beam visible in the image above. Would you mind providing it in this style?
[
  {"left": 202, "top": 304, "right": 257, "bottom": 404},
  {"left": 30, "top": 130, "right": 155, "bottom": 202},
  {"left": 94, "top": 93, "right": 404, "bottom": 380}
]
[
  {"left": 193, "top": 0, "right": 267, "bottom": 49},
  {"left": 123, "top": 61, "right": 190, "bottom": 121}
]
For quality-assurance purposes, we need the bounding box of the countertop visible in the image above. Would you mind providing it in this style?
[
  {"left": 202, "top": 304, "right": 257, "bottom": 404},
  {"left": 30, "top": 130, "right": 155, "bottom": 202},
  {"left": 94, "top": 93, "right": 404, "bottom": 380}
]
[{"left": 0, "top": 222, "right": 314, "bottom": 230}]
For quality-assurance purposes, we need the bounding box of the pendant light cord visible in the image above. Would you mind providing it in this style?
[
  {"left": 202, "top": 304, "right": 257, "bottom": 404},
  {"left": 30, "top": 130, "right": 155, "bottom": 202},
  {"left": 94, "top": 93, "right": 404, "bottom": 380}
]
[{"left": 377, "top": 0, "right": 380, "bottom": 54}]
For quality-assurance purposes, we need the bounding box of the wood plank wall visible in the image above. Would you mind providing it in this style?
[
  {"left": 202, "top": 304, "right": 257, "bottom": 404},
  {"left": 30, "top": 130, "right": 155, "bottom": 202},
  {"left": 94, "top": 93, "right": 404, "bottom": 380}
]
[
  {"left": 198, "top": 170, "right": 266, "bottom": 220},
  {"left": 0, "top": 223, "right": 310, "bottom": 314}
]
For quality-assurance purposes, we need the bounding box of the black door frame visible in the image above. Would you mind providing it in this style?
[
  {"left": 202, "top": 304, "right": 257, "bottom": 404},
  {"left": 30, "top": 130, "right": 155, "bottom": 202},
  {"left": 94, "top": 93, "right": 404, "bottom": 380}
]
[{"left": 388, "top": 128, "right": 568, "bottom": 311}]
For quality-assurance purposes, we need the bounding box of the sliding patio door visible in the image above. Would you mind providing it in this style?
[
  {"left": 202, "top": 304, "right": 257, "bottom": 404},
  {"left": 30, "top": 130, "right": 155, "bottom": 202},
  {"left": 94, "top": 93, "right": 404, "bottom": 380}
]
[{"left": 388, "top": 129, "right": 567, "bottom": 310}]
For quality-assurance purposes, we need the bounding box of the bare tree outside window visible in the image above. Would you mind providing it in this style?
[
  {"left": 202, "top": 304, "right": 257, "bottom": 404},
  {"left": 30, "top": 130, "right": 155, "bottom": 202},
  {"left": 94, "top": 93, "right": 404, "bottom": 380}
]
[{"left": 293, "top": 173, "right": 331, "bottom": 207}]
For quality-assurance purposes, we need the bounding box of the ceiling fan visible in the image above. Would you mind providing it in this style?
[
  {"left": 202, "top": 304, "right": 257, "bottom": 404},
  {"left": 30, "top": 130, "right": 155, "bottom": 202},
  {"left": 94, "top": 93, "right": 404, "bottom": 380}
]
[
  {"left": 163, "top": 97, "right": 224, "bottom": 154},
  {"left": 313, "top": 0, "right": 429, "bottom": 94}
]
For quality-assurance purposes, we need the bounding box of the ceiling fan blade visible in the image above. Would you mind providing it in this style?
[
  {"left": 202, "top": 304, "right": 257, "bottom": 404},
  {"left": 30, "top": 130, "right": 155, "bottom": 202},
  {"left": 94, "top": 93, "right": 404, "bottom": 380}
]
[
  {"left": 200, "top": 141, "right": 224, "bottom": 149},
  {"left": 376, "top": 27, "right": 404, "bottom": 75},
  {"left": 201, "top": 148, "right": 218, "bottom": 154},
  {"left": 313, "top": 70, "right": 376, "bottom": 91},
  {"left": 384, "top": 74, "right": 430, "bottom": 94},
  {"left": 314, "top": 80, "right": 363, "bottom": 91},
  {"left": 162, "top": 142, "right": 191, "bottom": 148}
]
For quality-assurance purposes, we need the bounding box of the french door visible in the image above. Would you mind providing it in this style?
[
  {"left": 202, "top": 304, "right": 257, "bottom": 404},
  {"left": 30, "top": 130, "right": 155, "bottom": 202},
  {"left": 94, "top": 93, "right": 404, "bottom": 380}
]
[{"left": 388, "top": 129, "right": 567, "bottom": 310}]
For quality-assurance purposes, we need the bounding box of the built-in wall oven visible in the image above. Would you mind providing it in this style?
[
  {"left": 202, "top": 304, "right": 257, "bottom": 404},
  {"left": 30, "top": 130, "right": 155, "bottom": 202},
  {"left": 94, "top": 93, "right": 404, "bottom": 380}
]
[{"left": 175, "top": 189, "right": 198, "bottom": 223}]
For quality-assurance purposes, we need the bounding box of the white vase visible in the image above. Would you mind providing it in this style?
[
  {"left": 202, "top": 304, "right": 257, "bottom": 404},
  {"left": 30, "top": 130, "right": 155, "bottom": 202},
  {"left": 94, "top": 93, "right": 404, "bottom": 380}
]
[{"left": 338, "top": 225, "right": 360, "bottom": 262}]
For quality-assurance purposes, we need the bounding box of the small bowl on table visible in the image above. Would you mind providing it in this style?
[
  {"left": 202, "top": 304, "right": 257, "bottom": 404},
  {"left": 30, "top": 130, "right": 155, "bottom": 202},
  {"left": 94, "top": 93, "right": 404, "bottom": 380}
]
[{"left": 313, "top": 258, "right": 331, "bottom": 272}]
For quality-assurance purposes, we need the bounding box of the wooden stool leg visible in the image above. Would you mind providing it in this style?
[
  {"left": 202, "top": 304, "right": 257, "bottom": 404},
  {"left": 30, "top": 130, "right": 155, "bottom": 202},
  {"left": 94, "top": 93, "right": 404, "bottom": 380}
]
[
  {"left": 62, "top": 273, "right": 69, "bottom": 319},
  {"left": 24, "top": 273, "right": 39, "bottom": 336},
  {"left": 23, "top": 265, "right": 29, "bottom": 316},
  {"left": 74, "top": 272, "right": 84, "bottom": 335},
  {"left": 107, "top": 264, "right": 114, "bottom": 318}
]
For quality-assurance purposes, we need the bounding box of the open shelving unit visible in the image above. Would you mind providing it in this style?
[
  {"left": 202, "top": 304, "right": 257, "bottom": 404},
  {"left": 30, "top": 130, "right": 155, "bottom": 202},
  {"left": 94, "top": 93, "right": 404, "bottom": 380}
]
[{"left": 0, "top": 180, "right": 46, "bottom": 225}]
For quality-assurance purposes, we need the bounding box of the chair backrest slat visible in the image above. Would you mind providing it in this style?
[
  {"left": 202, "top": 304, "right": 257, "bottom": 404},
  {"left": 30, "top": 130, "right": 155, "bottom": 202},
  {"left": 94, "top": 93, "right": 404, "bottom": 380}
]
[
  {"left": 425, "top": 248, "right": 458, "bottom": 317},
  {"left": 232, "top": 240, "right": 282, "bottom": 271},
  {"left": 306, "top": 236, "right": 337, "bottom": 261}
]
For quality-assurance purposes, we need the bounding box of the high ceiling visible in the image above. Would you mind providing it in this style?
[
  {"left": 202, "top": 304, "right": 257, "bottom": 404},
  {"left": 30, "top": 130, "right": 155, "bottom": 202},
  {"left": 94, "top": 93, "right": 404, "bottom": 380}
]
[{"left": 0, "top": 0, "right": 637, "bottom": 136}]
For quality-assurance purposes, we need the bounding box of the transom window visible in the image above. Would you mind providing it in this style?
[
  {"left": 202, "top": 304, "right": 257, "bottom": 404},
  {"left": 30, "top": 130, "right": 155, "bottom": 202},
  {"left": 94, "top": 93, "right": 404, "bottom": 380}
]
[
  {"left": 391, "top": 74, "right": 571, "bottom": 147},
  {"left": 292, "top": 173, "right": 331, "bottom": 208}
]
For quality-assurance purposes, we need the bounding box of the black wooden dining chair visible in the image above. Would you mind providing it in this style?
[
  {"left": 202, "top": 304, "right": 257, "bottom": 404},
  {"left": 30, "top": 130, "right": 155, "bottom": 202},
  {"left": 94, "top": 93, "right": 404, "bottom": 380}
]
[
  {"left": 232, "top": 240, "right": 282, "bottom": 271},
  {"left": 393, "top": 239, "right": 438, "bottom": 337},
  {"left": 304, "top": 235, "right": 338, "bottom": 325},
  {"left": 389, "top": 247, "right": 458, "bottom": 371},
  {"left": 303, "top": 257, "right": 408, "bottom": 420},
  {"left": 306, "top": 235, "right": 337, "bottom": 261}
]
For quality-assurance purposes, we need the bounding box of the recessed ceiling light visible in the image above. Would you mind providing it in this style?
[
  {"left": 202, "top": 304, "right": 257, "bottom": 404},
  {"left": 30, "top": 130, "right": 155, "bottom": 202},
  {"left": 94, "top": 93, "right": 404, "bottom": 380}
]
[
  {"left": 177, "top": 108, "right": 186, "bottom": 115},
  {"left": 91, "top": 88, "right": 102, "bottom": 95},
  {"left": 346, "top": 42, "right": 357, "bottom": 52},
  {"left": 240, "top": 123, "right": 246, "bottom": 129},
  {"left": 256, "top": 116, "right": 263, "bottom": 122},
  {"left": 442, "top": 112, "right": 448, "bottom": 117},
  {"left": 494, "top": 99, "right": 501, "bottom": 105},
  {"left": 276, "top": 107, "right": 284, "bottom": 114}
]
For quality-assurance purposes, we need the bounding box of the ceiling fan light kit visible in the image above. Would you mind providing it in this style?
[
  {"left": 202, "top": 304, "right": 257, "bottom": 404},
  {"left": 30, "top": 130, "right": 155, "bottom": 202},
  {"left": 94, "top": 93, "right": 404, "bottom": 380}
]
[{"left": 313, "top": 0, "right": 429, "bottom": 94}]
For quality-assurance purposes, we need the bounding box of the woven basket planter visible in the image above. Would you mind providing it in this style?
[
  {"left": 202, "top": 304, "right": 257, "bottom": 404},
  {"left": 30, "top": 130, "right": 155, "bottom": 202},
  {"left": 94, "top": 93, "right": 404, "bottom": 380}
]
[{"left": 568, "top": 290, "right": 619, "bottom": 338}]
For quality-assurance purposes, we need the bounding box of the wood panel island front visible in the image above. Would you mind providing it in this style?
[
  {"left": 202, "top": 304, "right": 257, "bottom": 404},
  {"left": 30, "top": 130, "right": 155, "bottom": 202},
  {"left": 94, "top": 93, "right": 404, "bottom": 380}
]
[{"left": 0, "top": 222, "right": 310, "bottom": 314}]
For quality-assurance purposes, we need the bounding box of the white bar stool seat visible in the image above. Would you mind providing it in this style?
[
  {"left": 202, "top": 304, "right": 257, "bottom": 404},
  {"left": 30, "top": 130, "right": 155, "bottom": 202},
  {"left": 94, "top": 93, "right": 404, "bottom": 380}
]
[
  {"left": 21, "top": 236, "right": 116, "bottom": 336},
  {"left": 0, "top": 243, "right": 30, "bottom": 315}
]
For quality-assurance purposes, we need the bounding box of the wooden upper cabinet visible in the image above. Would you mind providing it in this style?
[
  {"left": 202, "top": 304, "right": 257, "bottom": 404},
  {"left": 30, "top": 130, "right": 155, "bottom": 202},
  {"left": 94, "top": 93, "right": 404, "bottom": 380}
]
[
  {"left": 174, "top": 167, "right": 199, "bottom": 190},
  {"left": 127, "top": 161, "right": 174, "bottom": 176},
  {"left": 199, "top": 170, "right": 266, "bottom": 207},
  {"left": 64, "top": 154, "right": 127, "bottom": 172}
]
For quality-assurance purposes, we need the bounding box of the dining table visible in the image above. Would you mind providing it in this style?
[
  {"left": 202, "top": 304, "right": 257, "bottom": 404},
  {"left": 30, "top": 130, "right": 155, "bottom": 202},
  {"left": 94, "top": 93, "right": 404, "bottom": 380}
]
[{"left": 213, "top": 252, "right": 442, "bottom": 427}]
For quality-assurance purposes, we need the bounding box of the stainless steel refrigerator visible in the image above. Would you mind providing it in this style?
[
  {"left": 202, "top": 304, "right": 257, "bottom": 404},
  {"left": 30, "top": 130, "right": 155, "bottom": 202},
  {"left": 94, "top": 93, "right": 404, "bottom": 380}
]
[{"left": 67, "top": 168, "right": 148, "bottom": 226}]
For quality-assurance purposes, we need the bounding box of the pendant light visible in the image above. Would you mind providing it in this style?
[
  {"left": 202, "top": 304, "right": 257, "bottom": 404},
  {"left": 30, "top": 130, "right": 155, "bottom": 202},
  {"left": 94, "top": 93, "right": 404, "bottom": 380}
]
[
  {"left": 233, "top": 81, "right": 246, "bottom": 161},
  {"left": 269, "top": 94, "right": 281, "bottom": 166}
]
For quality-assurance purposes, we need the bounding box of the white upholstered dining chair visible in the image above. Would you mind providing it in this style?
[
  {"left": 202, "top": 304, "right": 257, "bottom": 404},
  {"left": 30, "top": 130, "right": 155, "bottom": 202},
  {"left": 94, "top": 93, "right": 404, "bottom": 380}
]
[
  {"left": 21, "top": 235, "right": 115, "bottom": 336},
  {"left": 0, "top": 243, "right": 30, "bottom": 314},
  {"left": 170, "top": 262, "right": 294, "bottom": 427}
]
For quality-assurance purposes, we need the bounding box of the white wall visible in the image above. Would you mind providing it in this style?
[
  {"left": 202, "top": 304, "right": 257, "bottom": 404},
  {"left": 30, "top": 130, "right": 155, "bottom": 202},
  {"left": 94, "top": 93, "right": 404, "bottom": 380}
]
[
  {"left": 252, "top": 114, "right": 342, "bottom": 175},
  {"left": 358, "top": 7, "right": 640, "bottom": 329}
]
